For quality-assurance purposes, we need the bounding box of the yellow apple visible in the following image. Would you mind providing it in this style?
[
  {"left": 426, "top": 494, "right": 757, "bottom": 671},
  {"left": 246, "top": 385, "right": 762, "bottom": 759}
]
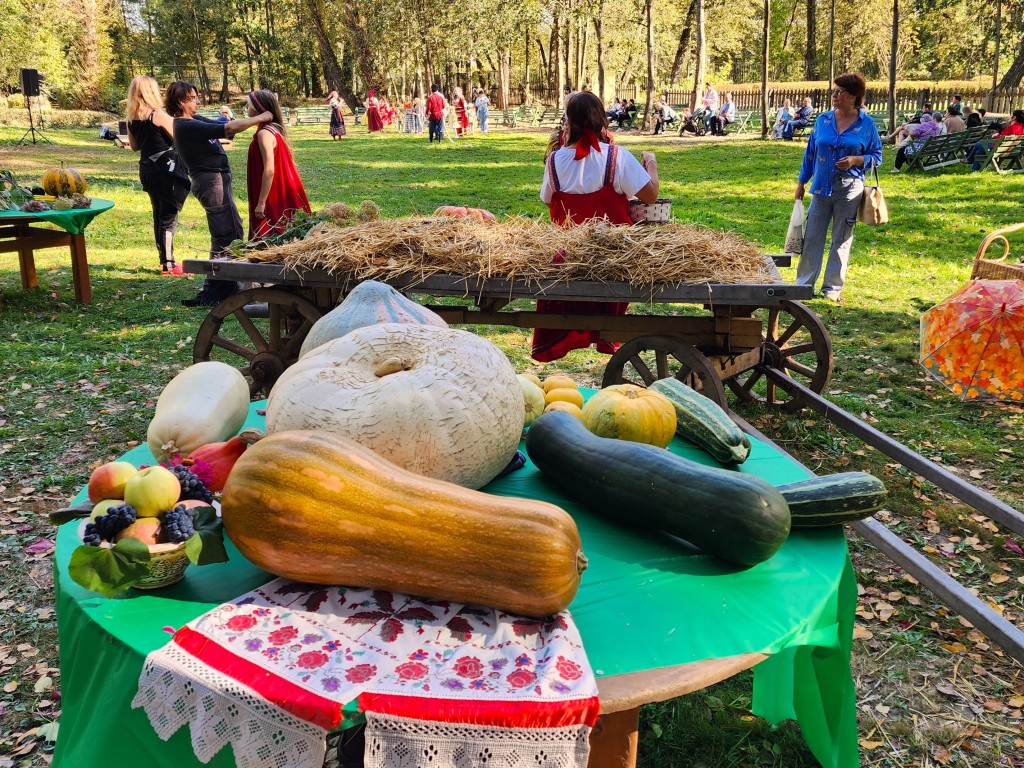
[
  {"left": 87, "top": 462, "right": 139, "bottom": 503},
  {"left": 115, "top": 517, "right": 163, "bottom": 546},
  {"left": 90, "top": 499, "right": 123, "bottom": 521},
  {"left": 123, "top": 466, "right": 181, "bottom": 518}
]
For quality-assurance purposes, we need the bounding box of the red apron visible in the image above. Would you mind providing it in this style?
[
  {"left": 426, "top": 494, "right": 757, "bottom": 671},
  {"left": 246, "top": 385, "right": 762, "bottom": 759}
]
[
  {"left": 531, "top": 144, "right": 631, "bottom": 363},
  {"left": 246, "top": 126, "right": 312, "bottom": 240}
]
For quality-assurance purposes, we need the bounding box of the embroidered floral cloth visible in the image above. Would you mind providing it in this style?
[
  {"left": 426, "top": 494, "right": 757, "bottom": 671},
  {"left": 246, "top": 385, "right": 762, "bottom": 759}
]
[{"left": 131, "top": 579, "right": 600, "bottom": 768}]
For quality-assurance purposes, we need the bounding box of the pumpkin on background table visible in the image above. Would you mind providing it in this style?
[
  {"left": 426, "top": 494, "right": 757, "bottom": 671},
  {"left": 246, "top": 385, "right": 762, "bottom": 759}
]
[
  {"left": 40, "top": 163, "right": 87, "bottom": 197},
  {"left": 266, "top": 322, "right": 524, "bottom": 489}
]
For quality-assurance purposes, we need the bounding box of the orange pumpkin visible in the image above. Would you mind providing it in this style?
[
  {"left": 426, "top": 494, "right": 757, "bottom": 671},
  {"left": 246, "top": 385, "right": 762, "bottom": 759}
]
[
  {"left": 434, "top": 205, "right": 497, "bottom": 224},
  {"left": 41, "top": 163, "right": 87, "bottom": 197}
]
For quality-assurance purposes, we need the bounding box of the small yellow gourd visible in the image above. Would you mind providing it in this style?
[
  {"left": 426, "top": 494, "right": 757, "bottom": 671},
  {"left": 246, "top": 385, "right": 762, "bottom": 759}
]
[
  {"left": 520, "top": 372, "right": 543, "bottom": 389},
  {"left": 518, "top": 375, "right": 547, "bottom": 428},
  {"left": 544, "top": 401, "right": 584, "bottom": 420},
  {"left": 545, "top": 387, "right": 584, "bottom": 408},
  {"left": 581, "top": 384, "right": 677, "bottom": 448},
  {"left": 543, "top": 374, "right": 578, "bottom": 393}
]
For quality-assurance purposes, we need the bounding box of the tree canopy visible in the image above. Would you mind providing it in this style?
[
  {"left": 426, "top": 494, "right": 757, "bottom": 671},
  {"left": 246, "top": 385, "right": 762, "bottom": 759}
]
[{"left": 3, "top": 0, "right": 1022, "bottom": 110}]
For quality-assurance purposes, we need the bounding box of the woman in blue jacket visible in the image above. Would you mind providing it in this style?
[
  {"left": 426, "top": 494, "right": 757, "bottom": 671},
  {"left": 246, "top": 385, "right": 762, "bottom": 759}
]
[{"left": 794, "top": 73, "right": 882, "bottom": 302}]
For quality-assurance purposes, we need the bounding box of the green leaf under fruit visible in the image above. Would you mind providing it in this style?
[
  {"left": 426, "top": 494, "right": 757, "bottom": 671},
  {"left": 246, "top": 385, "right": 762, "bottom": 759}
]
[
  {"left": 67, "top": 538, "right": 151, "bottom": 597},
  {"left": 184, "top": 506, "right": 228, "bottom": 566}
]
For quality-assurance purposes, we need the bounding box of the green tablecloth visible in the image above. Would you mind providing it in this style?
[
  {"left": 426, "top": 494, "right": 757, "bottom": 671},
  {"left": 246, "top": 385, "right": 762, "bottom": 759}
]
[
  {"left": 0, "top": 198, "right": 114, "bottom": 235},
  {"left": 54, "top": 401, "right": 857, "bottom": 768}
]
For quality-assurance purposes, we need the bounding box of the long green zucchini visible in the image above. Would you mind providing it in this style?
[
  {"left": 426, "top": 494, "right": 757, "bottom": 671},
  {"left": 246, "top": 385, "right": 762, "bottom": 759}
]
[
  {"left": 776, "top": 472, "right": 888, "bottom": 528},
  {"left": 524, "top": 411, "right": 791, "bottom": 568},
  {"left": 649, "top": 378, "right": 751, "bottom": 465}
]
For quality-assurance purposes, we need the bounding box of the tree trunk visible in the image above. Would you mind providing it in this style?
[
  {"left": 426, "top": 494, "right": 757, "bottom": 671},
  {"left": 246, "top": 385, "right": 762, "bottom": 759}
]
[
  {"left": 888, "top": 0, "right": 898, "bottom": 133},
  {"left": 498, "top": 47, "right": 511, "bottom": 109},
  {"left": 538, "top": 37, "right": 549, "bottom": 88},
  {"left": 306, "top": 0, "right": 345, "bottom": 95},
  {"left": 220, "top": 39, "right": 230, "bottom": 100},
  {"left": 827, "top": 0, "right": 835, "bottom": 84},
  {"left": 804, "top": 0, "right": 817, "bottom": 80},
  {"left": 549, "top": 17, "right": 561, "bottom": 92},
  {"left": 340, "top": 0, "right": 389, "bottom": 94},
  {"left": 761, "top": 0, "right": 770, "bottom": 138},
  {"left": 781, "top": 0, "right": 798, "bottom": 50},
  {"left": 643, "top": 0, "right": 654, "bottom": 129},
  {"left": 580, "top": 17, "right": 590, "bottom": 90},
  {"left": 670, "top": 0, "right": 696, "bottom": 85},
  {"left": 621, "top": 54, "right": 636, "bottom": 89},
  {"left": 594, "top": 1, "right": 606, "bottom": 101},
  {"left": 690, "top": 0, "right": 705, "bottom": 110}
]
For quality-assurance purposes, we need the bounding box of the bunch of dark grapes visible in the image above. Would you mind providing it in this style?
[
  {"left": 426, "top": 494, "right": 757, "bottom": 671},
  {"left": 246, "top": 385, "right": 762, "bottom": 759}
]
[
  {"left": 83, "top": 504, "right": 138, "bottom": 546},
  {"left": 167, "top": 464, "right": 214, "bottom": 503},
  {"left": 163, "top": 505, "right": 196, "bottom": 543}
]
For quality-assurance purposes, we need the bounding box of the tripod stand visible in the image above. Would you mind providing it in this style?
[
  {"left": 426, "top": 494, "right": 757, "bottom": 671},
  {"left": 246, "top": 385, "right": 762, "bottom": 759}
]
[{"left": 17, "top": 95, "right": 53, "bottom": 146}]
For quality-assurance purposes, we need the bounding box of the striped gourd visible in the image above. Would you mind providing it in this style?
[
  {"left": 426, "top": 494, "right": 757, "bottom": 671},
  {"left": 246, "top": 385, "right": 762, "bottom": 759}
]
[
  {"left": 649, "top": 378, "right": 751, "bottom": 464},
  {"left": 776, "top": 472, "right": 888, "bottom": 528},
  {"left": 40, "top": 163, "right": 87, "bottom": 197}
]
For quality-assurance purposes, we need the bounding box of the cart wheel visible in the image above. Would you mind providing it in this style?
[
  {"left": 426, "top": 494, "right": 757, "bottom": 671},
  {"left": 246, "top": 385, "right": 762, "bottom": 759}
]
[
  {"left": 601, "top": 336, "right": 728, "bottom": 407},
  {"left": 726, "top": 300, "right": 832, "bottom": 411},
  {"left": 193, "top": 288, "right": 322, "bottom": 398}
]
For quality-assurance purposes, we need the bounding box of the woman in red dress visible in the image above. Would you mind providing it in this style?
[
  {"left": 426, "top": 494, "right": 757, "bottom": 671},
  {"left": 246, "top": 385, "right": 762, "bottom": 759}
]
[
  {"left": 531, "top": 91, "right": 660, "bottom": 362},
  {"left": 453, "top": 87, "right": 471, "bottom": 136},
  {"left": 245, "top": 90, "right": 312, "bottom": 240},
  {"left": 366, "top": 90, "right": 385, "bottom": 133}
]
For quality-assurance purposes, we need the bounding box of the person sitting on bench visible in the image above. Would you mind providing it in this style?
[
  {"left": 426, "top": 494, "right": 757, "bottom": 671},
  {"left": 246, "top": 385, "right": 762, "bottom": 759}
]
[
  {"left": 708, "top": 92, "right": 735, "bottom": 136},
  {"left": 652, "top": 101, "right": 677, "bottom": 135},
  {"left": 782, "top": 97, "right": 814, "bottom": 140}
]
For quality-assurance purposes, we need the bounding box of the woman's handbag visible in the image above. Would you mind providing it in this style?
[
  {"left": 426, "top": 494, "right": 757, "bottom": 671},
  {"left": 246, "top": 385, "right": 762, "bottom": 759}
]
[
  {"left": 784, "top": 199, "right": 804, "bottom": 253},
  {"left": 857, "top": 166, "right": 888, "bottom": 226}
]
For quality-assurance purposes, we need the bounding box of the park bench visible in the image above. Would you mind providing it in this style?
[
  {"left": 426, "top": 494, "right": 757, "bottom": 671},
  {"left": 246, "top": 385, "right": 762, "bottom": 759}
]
[
  {"left": 903, "top": 132, "right": 968, "bottom": 172},
  {"left": 979, "top": 134, "right": 1024, "bottom": 174},
  {"left": 955, "top": 125, "right": 992, "bottom": 158},
  {"left": 724, "top": 110, "right": 754, "bottom": 135},
  {"left": 293, "top": 106, "right": 332, "bottom": 124},
  {"left": 195, "top": 108, "right": 222, "bottom": 121},
  {"left": 615, "top": 108, "right": 641, "bottom": 131},
  {"left": 540, "top": 108, "right": 563, "bottom": 128}
]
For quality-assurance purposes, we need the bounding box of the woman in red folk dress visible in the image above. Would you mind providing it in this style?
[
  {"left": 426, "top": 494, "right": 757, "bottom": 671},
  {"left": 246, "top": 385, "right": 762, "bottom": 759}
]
[
  {"left": 365, "top": 90, "right": 385, "bottom": 133},
  {"left": 452, "top": 87, "right": 471, "bottom": 136},
  {"left": 245, "top": 90, "right": 312, "bottom": 240},
  {"left": 532, "top": 91, "right": 661, "bottom": 363}
]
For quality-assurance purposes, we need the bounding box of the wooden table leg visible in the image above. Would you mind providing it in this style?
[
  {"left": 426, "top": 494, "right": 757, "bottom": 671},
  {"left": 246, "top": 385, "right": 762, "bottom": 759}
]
[
  {"left": 18, "top": 243, "right": 37, "bottom": 290},
  {"left": 588, "top": 707, "right": 639, "bottom": 768},
  {"left": 69, "top": 233, "right": 91, "bottom": 304}
]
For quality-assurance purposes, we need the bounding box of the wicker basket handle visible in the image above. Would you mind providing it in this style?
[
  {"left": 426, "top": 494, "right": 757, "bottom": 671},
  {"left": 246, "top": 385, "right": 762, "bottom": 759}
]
[{"left": 971, "top": 222, "right": 1024, "bottom": 279}]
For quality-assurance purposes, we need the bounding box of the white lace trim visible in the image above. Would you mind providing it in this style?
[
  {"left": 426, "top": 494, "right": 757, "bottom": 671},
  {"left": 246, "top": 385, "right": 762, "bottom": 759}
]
[
  {"left": 364, "top": 712, "right": 592, "bottom": 768},
  {"left": 131, "top": 641, "right": 329, "bottom": 768}
]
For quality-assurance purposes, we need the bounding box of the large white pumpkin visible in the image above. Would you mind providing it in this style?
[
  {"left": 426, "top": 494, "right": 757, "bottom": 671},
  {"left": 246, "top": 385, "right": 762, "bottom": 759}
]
[{"left": 266, "top": 323, "right": 524, "bottom": 489}]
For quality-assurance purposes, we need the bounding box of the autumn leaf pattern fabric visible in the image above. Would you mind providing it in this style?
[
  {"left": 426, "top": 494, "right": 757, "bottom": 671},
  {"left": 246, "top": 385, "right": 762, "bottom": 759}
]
[
  {"left": 132, "top": 578, "right": 599, "bottom": 768},
  {"left": 920, "top": 279, "right": 1024, "bottom": 401}
]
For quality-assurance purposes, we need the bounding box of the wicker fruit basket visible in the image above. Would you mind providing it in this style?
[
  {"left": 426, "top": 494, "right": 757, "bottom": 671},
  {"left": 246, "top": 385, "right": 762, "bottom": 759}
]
[
  {"left": 76, "top": 519, "right": 191, "bottom": 590},
  {"left": 970, "top": 222, "right": 1024, "bottom": 281},
  {"left": 629, "top": 198, "right": 672, "bottom": 224}
]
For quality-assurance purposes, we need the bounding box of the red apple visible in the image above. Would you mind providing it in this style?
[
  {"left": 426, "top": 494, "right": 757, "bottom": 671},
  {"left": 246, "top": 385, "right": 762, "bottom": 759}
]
[
  {"left": 87, "top": 462, "right": 139, "bottom": 503},
  {"left": 124, "top": 466, "right": 181, "bottom": 518},
  {"left": 115, "top": 517, "right": 163, "bottom": 546}
]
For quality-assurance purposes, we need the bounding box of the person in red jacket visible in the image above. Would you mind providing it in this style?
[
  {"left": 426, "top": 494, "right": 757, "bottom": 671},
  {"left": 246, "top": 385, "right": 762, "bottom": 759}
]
[
  {"left": 245, "top": 90, "right": 311, "bottom": 240},
  {"left": 425, "top": 84, "right": 447, "bottom": 143}
]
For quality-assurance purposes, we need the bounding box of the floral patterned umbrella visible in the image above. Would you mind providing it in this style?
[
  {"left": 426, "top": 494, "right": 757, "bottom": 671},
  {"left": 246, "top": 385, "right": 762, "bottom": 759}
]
[{"left": 920, "top": 279, "right": 1024, "bottom": 401}]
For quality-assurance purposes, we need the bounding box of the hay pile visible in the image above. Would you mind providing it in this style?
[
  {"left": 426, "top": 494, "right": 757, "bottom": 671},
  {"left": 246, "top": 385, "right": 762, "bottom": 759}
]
[{"left": 244, "top": 216, "right": 775, "bottom": 286}]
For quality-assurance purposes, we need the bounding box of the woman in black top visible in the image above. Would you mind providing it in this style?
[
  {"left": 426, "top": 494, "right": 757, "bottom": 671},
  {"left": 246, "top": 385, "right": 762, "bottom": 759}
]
[
  {"left": 126, "top": 76, "right": 189, "bottom": 275},
  {"left": 164, "top": 80, "right": 271, "bottom": 306}
]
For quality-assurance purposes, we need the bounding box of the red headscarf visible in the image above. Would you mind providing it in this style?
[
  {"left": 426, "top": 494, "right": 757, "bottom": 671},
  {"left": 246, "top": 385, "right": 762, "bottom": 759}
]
[{"left": 573, "top": 125, "right": 602, "bottom": 160}]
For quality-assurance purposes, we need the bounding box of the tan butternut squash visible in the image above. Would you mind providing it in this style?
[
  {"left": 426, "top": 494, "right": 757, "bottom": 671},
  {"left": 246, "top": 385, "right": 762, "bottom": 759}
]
[{"left": 221, "top": 430, "right": 587, "bottom": 617}]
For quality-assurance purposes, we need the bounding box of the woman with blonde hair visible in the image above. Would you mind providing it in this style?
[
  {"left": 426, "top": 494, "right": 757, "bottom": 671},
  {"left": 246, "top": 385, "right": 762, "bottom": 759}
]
[
  {"left": 245, "top": 89, "right": 311, "bottom": 239},
  {"left": 327, "top": 91, "right": 347, "bottom": 139},
  {"left": 126, "top": 75, "right": 189, "bottom": 275}
]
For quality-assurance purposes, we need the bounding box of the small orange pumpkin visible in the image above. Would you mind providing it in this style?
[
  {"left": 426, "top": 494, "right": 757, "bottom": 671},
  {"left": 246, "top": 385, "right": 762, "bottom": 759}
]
[
  {"left": 41, "top": 162, "right": 87, "bottom": 197},
  {"left": 434, "top": 205, "right": 497, "bottom": 224},
  {"left": 581, "top": 384, "right": 677, "bottom": 448}
]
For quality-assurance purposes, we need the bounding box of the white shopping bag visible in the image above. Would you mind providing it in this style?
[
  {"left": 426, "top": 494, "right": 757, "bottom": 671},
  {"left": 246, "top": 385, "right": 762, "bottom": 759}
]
[{"left": 784, "top": 199, "right": 804, "bottom": 254}]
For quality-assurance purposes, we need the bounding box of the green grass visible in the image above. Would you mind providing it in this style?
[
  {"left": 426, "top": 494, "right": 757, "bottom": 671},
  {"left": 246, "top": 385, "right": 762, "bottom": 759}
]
[{"left": 1, "top": 126, "right": 1023, "bottom": 767}]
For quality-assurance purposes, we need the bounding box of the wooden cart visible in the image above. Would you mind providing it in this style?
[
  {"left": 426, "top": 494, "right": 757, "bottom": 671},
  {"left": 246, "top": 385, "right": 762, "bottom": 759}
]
[{"left": 182, "top": 256, "right": 832, "bottom": 409}]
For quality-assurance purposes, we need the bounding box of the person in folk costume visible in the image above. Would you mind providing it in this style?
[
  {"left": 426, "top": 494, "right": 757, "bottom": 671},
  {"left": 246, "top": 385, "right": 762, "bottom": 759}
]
[
  {"left": 365, "top": 90, "right": 385, "bottom": 133},
  {"left": 452, "top": 86, "right": 471, "bottom": 136},
  {"left": 245, "top": 90, "right": 312, "bottom": 240},
  {"left": 327, "top": 91, "right": 347, "bottom": 140},
  {"left": 531, "top": 91, "right": 660, "bottom": 362},
  {"left": 379, "top": 96, "right": 395, "bottom": 127}
]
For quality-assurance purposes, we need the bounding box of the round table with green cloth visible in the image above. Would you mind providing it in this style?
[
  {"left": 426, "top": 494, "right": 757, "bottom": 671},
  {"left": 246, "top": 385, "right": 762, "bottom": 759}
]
[
  {"left": 0, "top": 198, "right": 115, "bottom": 303},
  {"left": 53, "top": 398, "right": 858, "bottom": 768}
]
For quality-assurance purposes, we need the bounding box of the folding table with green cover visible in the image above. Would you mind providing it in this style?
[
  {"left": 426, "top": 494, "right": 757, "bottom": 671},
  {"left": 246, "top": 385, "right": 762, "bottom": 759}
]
[{"left": 53, "top": 399, "right": 858, "bottom": 768}]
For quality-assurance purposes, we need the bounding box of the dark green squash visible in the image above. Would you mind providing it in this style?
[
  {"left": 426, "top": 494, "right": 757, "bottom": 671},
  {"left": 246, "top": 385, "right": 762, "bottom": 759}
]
[
  {"left": 776, "top": 472, "right": 888, "bottom": 528},
  {"left": 524, "top": 411, "right": 791, "bottom": 568}
]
